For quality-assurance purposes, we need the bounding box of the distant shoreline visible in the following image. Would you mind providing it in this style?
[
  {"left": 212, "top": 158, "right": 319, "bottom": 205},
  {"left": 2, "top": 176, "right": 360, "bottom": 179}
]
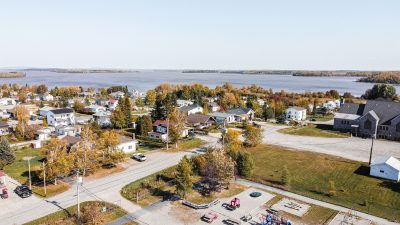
[
  {"left": 23, "top": 68, "right": 138, "bottom": 74},
  {"left": 0, "top": 71, "right": 26, "bottom": 78}
]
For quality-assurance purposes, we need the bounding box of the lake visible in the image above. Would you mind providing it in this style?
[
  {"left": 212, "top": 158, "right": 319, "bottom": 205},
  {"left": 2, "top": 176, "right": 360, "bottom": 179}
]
[{"left": 0, "top": 70, "right": 396, "bottom": 96}]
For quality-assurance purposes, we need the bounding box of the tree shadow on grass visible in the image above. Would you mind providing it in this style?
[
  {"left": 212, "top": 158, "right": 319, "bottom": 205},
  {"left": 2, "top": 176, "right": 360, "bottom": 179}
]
[
  {"left": 315, "top": 124, "right": 334, "bottom": 131},
  {"left": 379, "top": 181, "right": 400, "bottom": 193}
]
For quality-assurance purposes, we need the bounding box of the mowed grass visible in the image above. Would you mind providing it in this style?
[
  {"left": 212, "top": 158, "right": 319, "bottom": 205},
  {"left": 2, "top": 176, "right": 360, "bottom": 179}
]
[
  {"left": 247, "top": 145, "right": 400, "bottom": 221},
  {"left": 3, "top": 147, "right": 70, "bottom": 197},
  {"left": 24, "top": 201, "right": 128, "bottom": 225},
  {"left": 278, "top": 124, "right": 350, "bottom": 138}
]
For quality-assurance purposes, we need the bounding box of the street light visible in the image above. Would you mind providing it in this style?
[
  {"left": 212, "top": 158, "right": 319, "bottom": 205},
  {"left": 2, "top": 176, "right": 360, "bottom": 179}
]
[
  {"left": 76, "top": 171, "right": 83, "bottom": 223},
  {"left": 23, "top": 156, "right": 35, "bottom": 190}
]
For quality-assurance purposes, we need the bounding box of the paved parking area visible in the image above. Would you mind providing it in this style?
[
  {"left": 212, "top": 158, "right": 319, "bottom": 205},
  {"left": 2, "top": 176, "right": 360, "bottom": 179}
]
[{"left": 261, "top": 123, "right": 400, "bottom": 162}]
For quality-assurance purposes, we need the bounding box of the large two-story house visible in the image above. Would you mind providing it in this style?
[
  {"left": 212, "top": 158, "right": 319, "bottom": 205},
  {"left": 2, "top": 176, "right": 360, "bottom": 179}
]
[
  {"left": 47, "top": 108, "right": 75, "bottom": 127},
  {"left": 334, "top": 100, "right": 400, "bottom": 140}
]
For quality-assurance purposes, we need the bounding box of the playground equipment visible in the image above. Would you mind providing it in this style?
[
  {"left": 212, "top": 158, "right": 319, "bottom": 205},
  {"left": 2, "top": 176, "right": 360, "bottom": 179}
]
[
  {"left": 259, "top": 213, "right": 292, "bottom": 225},
  {"left": 1, "top": 188, "right": 8, "bottom": 199},
  {"left": 226, "top": 197, "right": 241, "bottom": 210},
  {"left": 201, "top": 211, "right": 218, "bottom": 223}
]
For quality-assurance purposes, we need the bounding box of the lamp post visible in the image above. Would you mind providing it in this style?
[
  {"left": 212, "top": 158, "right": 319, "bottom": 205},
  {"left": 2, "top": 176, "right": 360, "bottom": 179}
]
[
  {"left": 23, "top": 156, "right": 35, "bottom": 190},
  {"left": 76, "top": 170, "right": 83, "bottom": 223}
]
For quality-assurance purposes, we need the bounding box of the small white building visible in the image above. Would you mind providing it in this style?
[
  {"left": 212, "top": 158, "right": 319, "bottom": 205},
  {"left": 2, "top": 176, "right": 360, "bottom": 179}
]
[
  {"left": 38, "top": 93, "right": 54, "bottom": 102},
  {"left": 179, "top": 104, "right": 203, "bottom": 115},
  {"left": 177, "top": 99, "right": 193, "bottom": 107},
  {"left": 117, "top": 135, "right": 137, "bottom": 153},
  {"left": 370, "top": 156, "right": 400, "bottom": 181},
  {"left": 47, "top": 108, "right": 75, "bottom": 127},
  {"left": 208, "top": 102, "right": 221, "bottom": 112},
  {"left": 208, "top": 112, "right": 235, "bottom": 124},
  {"left": 86, "top": 105, "right": 106, "bottom": 113},
  {"left": 285, "top": 107, "right": 307, "bottom": 121},
  {"left": 323, "top": 100, "right": 341, "bottom": 109},
  {"left": 0, "top": 98, "right": 16, "bottom": 106},
  {"left": 110, "top": 91, "right": 125, "bottom": 99}
]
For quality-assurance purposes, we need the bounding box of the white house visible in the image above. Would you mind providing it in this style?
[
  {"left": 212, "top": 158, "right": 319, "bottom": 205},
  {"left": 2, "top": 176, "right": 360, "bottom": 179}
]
[
  {"left": 226, "top": 108, "right": 255, "bottom": 122},
  {"left": 0, "top": 98, "right": 16, "bottom": 106},
  {"left": 47, "top": 108, "right": 75, "bottom": 127},
  {"left": 323, "top": 100, "right": 341, "bottom": 109},
  {"left": 39, "top": 106, "right": 55, "bottom": 117},
  {"left": 208, "top": 112, "right": 235, "bottom": 124},
  {"left": 148, "top": 120, "right": 189, "bottom": 140},
  {"left": 179, "top": 104, "right": 203, "bottom": 115},
  {"left": 117, "top": 135, "right": 137, "bottom": 153},
  {"left": 177, "top": 99, "right": 193, "bottom": 107},
  {"left": 93, "top": 111, "right": 112, "bottom": 127},
  {"left": 370, "top": 156, "right": 400, "bottom": 181},
  {"left": 55, "top": 125, "right": 81, "bottom": 137},
  {"left": 108, "top": 99, "right": 119, "bottom": 110},
  {"left": 208, "top": 102, "right": 221, "bottom": 112},
  {"left": 285, "top": 107, "right": 307, "bottom": 121},
  {"left": 38, "top": 93, "right": 54, "bottom": 101},
  {"left": 110, "top": 91, "right": 125, "bottom": 99},
  {"left": 86, "top": 105, "right": 106, "bottom": 113}
]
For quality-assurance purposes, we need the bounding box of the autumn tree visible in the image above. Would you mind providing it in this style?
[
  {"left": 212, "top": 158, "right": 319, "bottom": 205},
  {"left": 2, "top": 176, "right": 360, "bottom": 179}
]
[
  {"left": 222, "top": 129, "right": 242, "bottom": 151},
  {"left": 15, "top": 106, "right": 30, "bottom": 140},
  {"left": 203, "top": 149, "right": 235, "bottom": 191},
  {"left": 168, "top": 109, "right": 187, "bottom": 148},
  {"left": 36, "top": 84, "right": 48, "bottom": 94},
  {"left": 71, "top": 125, "right": 99, "bottom": 176},
  {"left": 80, "top": 202, "right": 106, "bottom": 225},
  {"left": 175, "top": 156, "right": 192, "bottom": 198},
  {"left": 145, "top": 90, "right": 157, "bottom": 106},
  {"left": 73, "top": 100, "right": 85, "bottom": 113},
  {"left": 0, "top": 138, "right": 15, "bottom": 169},
  {"left": 363, "top": 84, "right": 397, "bottom": 100},
  {"left": 243, "top": 125, "right": 263, "bottom": 147},
  {"left": 98, "top": 130, "right": 124, "bottom": 165},
  {"left": 136, "top": 115, "right": 153, "bottom": 136},
  {"left": 41, "top": 138, "right": 73, "bottom": 185},
  {"left": 191, "top": 154, "right": 206, "bottom": 176},
  {"left": 111, "top": 108, "right": 126, "bottom": 129}
]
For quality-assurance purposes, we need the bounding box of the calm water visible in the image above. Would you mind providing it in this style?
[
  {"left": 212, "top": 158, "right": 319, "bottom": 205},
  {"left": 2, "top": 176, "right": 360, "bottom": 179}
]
[{"left": 0, "top": 70, "right": 396, "bottom": 96}]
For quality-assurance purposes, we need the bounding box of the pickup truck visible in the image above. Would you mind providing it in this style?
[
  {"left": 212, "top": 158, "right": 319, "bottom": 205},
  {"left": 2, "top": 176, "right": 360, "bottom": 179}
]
[{"left": 132, "top": 153, "right": 147, "bottom": 162}]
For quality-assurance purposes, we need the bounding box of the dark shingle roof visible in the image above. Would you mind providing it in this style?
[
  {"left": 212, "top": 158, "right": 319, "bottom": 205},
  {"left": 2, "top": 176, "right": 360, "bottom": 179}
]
[
  {"left": 62, "top": 136, "right": 81, "bottom": 146},
  {"left": 363, "top": 100, "right": 400, "bottom": 125},
  {"left": 338, "top": 103, "right": 365, "bottom": 115},
  {"left": 187, "top": 114, "right": 215, "bottom": 124},
  {"left": 0, "top": 121, "right": 9, "bottom": 128},
  {"left": 50, "top": 108, "right": 74, "bottom": 114}
]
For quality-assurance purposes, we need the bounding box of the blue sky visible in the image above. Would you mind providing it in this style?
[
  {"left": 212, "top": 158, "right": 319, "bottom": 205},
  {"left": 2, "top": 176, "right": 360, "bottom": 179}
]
[{"left": 0, "top": 0, "right": 399, "bottom": 70}]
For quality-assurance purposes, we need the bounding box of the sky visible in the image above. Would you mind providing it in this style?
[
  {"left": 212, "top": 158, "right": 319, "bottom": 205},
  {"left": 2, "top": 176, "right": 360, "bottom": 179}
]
[{"left": 0, "top": 0, "right": 399, "bottom": 70}]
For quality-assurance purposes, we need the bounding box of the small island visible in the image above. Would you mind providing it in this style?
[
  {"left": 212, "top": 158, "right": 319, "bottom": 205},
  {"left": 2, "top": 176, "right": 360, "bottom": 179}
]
[
  {"left": 357, "top": 71, "right": 400, "bottom": 84},
  {"left": 0, "top": 71, "right": 26, "bottom": 78},
  {"left": 24, "top": 68, "right": 137, "bottom": 73}
]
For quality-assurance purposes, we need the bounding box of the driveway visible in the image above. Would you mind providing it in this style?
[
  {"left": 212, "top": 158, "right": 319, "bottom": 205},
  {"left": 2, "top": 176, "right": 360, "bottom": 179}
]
[{"left": 261, "top": 123, "right": 400, "bottom": 162}]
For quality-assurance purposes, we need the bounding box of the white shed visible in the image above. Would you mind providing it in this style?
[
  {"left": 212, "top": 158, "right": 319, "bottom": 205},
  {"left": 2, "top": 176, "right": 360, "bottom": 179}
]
[{"left": 370, "top": 156, "right": 400, "bottom": 181}]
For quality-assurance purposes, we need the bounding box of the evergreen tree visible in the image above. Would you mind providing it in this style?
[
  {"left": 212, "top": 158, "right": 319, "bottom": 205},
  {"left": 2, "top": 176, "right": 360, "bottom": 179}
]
[
  {"left": 236, "top": 151, "right": 254, "bottom": 177},
  {"left": 0, "top": 138, "right": 15, "bottom": 169},
  {"left": 137, "top": 115, "right": 153, "bottom": 135},
  {"left": 123, "top": 97, "right": 132, "bottom": 127},
  {"left": 243, "top": 125, "right": 263, "bottom": 147},
  {"left": 175, "top": 156, "right": 192, "bottom": 198},
  {"left": 111, "top": 108, "right": 126, "bottom": 129}
]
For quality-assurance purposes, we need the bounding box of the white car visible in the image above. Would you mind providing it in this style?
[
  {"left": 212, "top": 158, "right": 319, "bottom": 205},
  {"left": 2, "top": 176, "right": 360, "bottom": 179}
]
[{"left": 133, "top": 153, "right": 147, "bottom": 162}]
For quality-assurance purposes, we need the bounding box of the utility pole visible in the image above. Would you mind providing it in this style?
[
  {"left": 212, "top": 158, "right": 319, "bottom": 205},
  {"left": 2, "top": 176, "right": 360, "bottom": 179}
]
[
  {"left": 76, "top": 170, "right": 83, "bottom": 223},
  {"left": 166, "top": 117, "right": 169, "bottom": 150},
  {"left": 43, "top": 161, "right": 47, "bottom": 197},
  {"left": 23, "top": 156, "right": 35, "bottom": 190},
  {"left": 368, "top": 134, "right": 376, "bottom": 165}
]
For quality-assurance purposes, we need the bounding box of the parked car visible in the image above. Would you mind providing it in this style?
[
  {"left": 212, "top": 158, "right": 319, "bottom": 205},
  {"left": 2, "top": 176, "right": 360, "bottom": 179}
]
[
  {"left": 132, "top": 153, "right": 147, "bottom": 162},
  {"left": 201, "top": 211, "right": 218, "bottom": 223},
  {"left": 14, "top": 185, "right": 32, "bottom": 198}
]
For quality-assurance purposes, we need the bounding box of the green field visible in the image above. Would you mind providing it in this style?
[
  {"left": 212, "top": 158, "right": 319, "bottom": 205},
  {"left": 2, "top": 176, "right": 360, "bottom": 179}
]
[
  {"left": 247, "top": 145, "right": 400, "bottom": 221},
  {"left": 24, "top": 201, "right": 128, "bottom": 225},
  {"left": 3, "top": 147, "right": 69, "bottom": 197},
  {"left": 278, "top": 124, "right": 350, "bottom": 138}
]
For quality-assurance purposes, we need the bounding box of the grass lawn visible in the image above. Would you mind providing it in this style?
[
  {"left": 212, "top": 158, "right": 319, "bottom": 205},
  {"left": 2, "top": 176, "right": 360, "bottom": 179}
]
[
  {"left": 309, "top": 114, "right": 335, "bottom": 122},
  {"left": 164, "top": 137, "right": 206, "bottom": 152},
  {"left": 24, "top": 201, "right": 128, "bottom": 225},
  {"left": 278, "top": 124, "right": 350, "bottom": 138},
  {"left": 3, "top": 147, "right": 70, "bottom": 197},
  {"left": 247, "top": 144, "right": 400, "bottom": 221}
]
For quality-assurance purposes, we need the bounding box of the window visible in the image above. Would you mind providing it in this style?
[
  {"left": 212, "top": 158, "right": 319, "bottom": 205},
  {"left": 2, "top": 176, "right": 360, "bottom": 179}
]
[
  {"left": 397, "top": 122, "right": 400, "bottom": 132},
  {"left": 364, "top": 119, "right": 372, "bottom": 130},
  {"left": 380, "top": 170, "right": 384, "bottom": 173},
  {"left": 128, "top": 145, "right": 132, "bottom": 149}
]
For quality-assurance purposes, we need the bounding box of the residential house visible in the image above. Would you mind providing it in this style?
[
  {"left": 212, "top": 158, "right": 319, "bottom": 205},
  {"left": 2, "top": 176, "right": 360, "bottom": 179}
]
[
  {"left": 79, "top": 92, "right": 96, "bottom": 98},
  {"left": 0, "top": 109, "right": 10, "bottom": 119},
  {"left": 35, "top": 127, "right": 52, "bottom": 141},
  {"left": 226, "top": 107, "right": 255, "bottom": 122},
  {"left": 93, "top": 111, "right": 112, "bottom": 127},
  {"left": 62, "top": 135, "right": 81, "bottom": 151},
  {"left": 333, "top": 100, "right": 400, "bottom": 140},
  {"left": 56, "top": 125, "right": 81, "bottom": 137},
  {"left": 38, "top": 93, "right": 54, "bottom": 102},
  {"left": 370, "top": 156, "right": 400, "bottom": 181},
  {"left": 179, "top": 104, "right": 203, "bottom": 115},
  {"left": 39, "top": 106, "right": 55, "bottom": 117},
  {"left": 108, "top": 99, "right": 118, "bottom": 110},
  {"left": 110, "top": 91, "right": 125, "bottom": 99},
  {"left": 47, "top": 108, "right": 75, "bottom": 127},
  {"left": 148, "top": 120, "right": 189, "bottom": 140},
  {"left": 187, "top": 114, "right": 216, "bottom": 129},
  {"left": 323, "top": 100, "right": 341, "bottom": 110},
  {"left": 95, "top": 98, "right": 109, "bottom": 106},
  {"left": 86, "top": 105, "right": 106, "bottom": 114},
  {"left": 0, "top": 98, "right": 16, "bottom": 106},
  {"left": 75, "top": 115, "right": 93, "bottom": 125},
  {"left": 285, "top": 107, "right": 307, "bottom": 121},
  {"left": 208, "top": 112, "right": 235, "bottom": 124},
  {"left": 117, "top": 135, "right": 137, "bottom": 153},
  {"left": 177, "top": 99, "right": 193, "bottom": 107},
  {"left": 208, "top": 102, "right": 221, "bottom": 112},
  {"left": 0, "top": 121, "right": 10, "bottom": 136}
]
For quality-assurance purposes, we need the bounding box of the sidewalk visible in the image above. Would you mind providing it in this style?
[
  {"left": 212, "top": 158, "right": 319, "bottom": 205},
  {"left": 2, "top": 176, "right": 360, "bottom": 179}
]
[{"left": 236, "top": 179, "right": 399, "bottom": 225}]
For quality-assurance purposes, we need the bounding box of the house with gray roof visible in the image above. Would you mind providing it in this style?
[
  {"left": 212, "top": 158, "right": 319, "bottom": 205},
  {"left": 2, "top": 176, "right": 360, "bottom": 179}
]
[
  {"left": 333, "top": 100, "right": 400, "bottom": 140},
  {"left": 225, "top": 107, "right": 254, "bottom": 122}
]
